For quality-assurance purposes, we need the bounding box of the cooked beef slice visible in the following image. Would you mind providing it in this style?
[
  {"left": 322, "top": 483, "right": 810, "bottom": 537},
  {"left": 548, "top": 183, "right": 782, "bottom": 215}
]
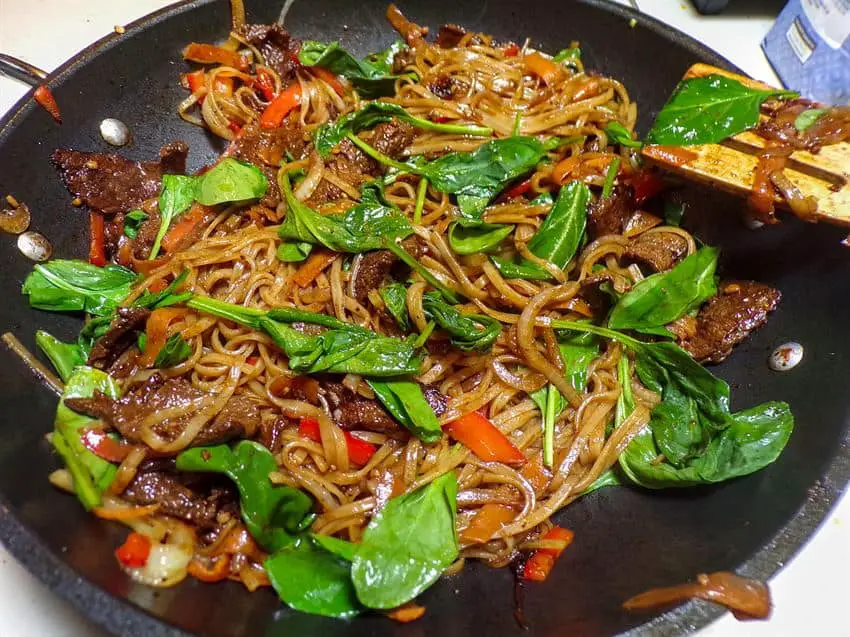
[
  {"left": 587, "top": 183, "right": 634, "bottom": 239},
  {"left": 320, "top": 381, "right": 400, "bottom": 434},
  {"left": 679, "top": 281, "right": 781, "bottom": 363},
  {"left": 65, "top": 375, "right": 260, "bottom": 452},
  {"left": 625, "top": 232, "right": 689, "bottom": 272},
  {"left": 51, "top": 141, "right": 188, "bottom": 215},
  {"left": 87, "top": 306, "right": 150, "bottom": 369},
  {"left": 350, "top": 236, "right": 428, "bottom": 305},
  {"left": 371, "top": 119, "right": 416, "bottom": 158},
  {"left": 237, "top": 23, "right": 299, "bottom": 79}
]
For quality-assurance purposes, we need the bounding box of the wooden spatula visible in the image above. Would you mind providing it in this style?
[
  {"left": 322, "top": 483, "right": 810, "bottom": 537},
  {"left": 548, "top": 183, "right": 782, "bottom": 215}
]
[{"left": 641, "top": 63, "right": 850, "bottom": 226}]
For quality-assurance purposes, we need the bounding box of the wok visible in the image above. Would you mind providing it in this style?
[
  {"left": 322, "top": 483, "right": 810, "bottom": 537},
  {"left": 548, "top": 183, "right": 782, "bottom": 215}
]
[{"left": 0, "top": 1, "right": 847, "bottom": 635}]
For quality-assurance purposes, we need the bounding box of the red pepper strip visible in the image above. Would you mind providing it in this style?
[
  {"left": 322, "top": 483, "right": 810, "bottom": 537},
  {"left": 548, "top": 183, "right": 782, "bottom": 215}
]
[
  {"left": 503, "top": 178, "right": 532, "bottom": 199},
  {"left": 259, "top": 83, "right": 302, "bottom": 129},
  {"left": 88, "top": 211, "right": 107, "bottom": 266},
  {"left": 310, "top": 67, "right": 345, "bottom": 97},
  {"left": 182, "top": 42, "right": 248, "bottom": 71},
  {"left": 627, "top": 169, "right": 665, "bottom": 206},
  {"left": 33, "top": 85, "right": 61, "bottom": 123},
  {"left": 254, "top": 68, "right": 277, "bottom": 101},
  {"left": 299, "top": 417, "right": 377, "bottom": 467},
  {"left": 80, "top": 429, "right": 132, "bottom": 463},
  {"left": 443, "top": 411, "right": 526, "bottom": 467},
  {"left": 115, "top": 532, "right": 151, "bottom": 568},
  {"left": 186, "top": 70, "right": 205, "bottom": 97},
  {"left": 522, "top": 526, "right": 574, "bottom": 582},
  {"left": 503, "top": 43, "right": 520, "bottom": 57},
  {"left": 227, "top": 120, "right": 242, "bottom": 134}
]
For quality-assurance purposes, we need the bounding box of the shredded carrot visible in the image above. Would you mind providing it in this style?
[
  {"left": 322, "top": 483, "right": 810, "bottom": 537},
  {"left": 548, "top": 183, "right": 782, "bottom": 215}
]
[
  {"left": 139, "top": 308, "right": 186, "bottom": 367},
  {"left": 292, "top": 250, "right": 337, "bottom": 288},
  {"left": 387, "top": 603, "right": 426, "bottom": 623},
  {"left": 161, "top": 203, "right": 214, "bottom": 254},
  {"left": 310, "top": 67, "right": 345, "bottom": 96},
  {"left": 188, "top": 556, "right": 231, "bottom": 582},
  {"left": 522, "top": 526, "right": 574, "bottom": 582},
  {"left": 147, "top": 278, "right": 168, "bottom": 294},
  {"left": 524, "top": 52, "right": 561, "bottom": 85},
  {"left": 443, "top": 411, "right": 526, "bottom": 466},
  {"left": 519, "top": 455, "right": 552, "bottom": 494},
  {"left": 93, "top": 503, "right": 161, "bottom": 521},
  {"left": 552, "top": 155, "right": 581, "bottom": 185},
  {"left": 260, "top": 83, "right": 302, "bottom": 129},
  {"left": 183, "top": 42, "right": 248, "bottom": 71},
  {"left": 460, "top": 504, "right": 516, "bottom": 544},
  {"left": 88, "top": 211, "right": 107, "bottom": 266},
  {"left": 133, "top": 255, "right": 170, "bottom": 276}
]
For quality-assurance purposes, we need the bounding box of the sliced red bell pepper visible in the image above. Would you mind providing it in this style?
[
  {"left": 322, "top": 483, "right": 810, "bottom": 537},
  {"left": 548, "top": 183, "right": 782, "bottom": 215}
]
[
  {"left": 115, "top": 532, "right": 151, "bottom": 568},
  {"left": 503, "top": 178, "right": 532, "bottom": 199},
  {"left": 522, "top": 526, "right": 574, "bottom": 582},
  {"left": 443, "top": 411, "right": 526, "bottom": 466},
  {"left": 310, "top": 66, "right": 345, "bottom": 97},
  {"left": 299, "top": 417, "right": 377, "bottom": 466},
  {"left": 186, "top": 70, "right": 205, "bottom": 96},
  {"left": 80, "top": 429, "right": 131, "bottom": 463},
  {"left": 88, "top": 211, "right": 106, "bottom": 266},
  {"left": 627, "top": 169, "right": 665, "bottom": 206},
  {"left": 254, "top": 68, "right": 277, "bottom": 102},
  {"left": 259, "top": 83, "right": 302, "bottom": 129},
  {"left": 182, "top": 43, "right": 248, "bottom": 71},
  {"left": 34, "top": 85, "right": 61, "bottom": 124},
  {"left": 503, "top": 43, "right": 520, "bottom": 57}
]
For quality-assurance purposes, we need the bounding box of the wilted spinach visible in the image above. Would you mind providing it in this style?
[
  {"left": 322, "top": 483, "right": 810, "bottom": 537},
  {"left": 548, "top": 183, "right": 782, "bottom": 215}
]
[
  {"left": 153, "top": 333, "right": 192, "bottom": 368},
  {"left": 604, "top": 121, "right": 642, "bottom": 148},
  {"left": 379, "top": 283, "right": 410, "bottom": 330},
  {"left": 448, "top": 220, "right": 514, "bottom": 255},
  {"left": 367, "top": 379, "right": 441, "bottom": 443},
  {"left": 421, "top": 291, "right": 500, "bottom": 352},
  {"left": 22, "top": 260, "right": 136, "bottom": 317}
]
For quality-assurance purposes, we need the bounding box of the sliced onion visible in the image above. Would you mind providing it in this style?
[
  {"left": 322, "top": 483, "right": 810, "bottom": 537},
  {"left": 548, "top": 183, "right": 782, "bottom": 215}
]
[
  {"left": 770, "top": 171, "right": 817, "bottom": 220},
  {"left": 491, "top": 355, "right": 547, "bottom": 392},
  {"left": 294, "top": 151, "right": 324, "bottom": 201},
  {"left": 122, "top": 519, "right": 195, "bottom": 588}
]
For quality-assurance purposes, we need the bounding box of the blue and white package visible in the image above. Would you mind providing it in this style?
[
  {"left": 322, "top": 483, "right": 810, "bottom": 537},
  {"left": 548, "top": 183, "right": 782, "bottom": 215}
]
[{"left": 762, "top": 0, "right": 850, "bottom": 105}]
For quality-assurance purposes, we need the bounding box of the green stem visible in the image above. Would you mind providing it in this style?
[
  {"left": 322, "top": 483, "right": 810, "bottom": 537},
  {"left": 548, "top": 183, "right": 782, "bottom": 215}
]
[
  {"left": 410, "top": 115, "right": 492, "bottom": 137},
  {"left": 512, "top": 112, "right": 522, "bottom": 137},
  {"left": 186, "top": 296, "right": 266, "bottom": 330},
  {"left": 551, "top": 319, "right": 641, "bottom": 349},
  {"left": 345, "top": 133, "right": 411, "bottom": 173},
  {"left": 543, "top": 385, "right": 558, "bottom": 468},
  {"left": 384, "top": 239, "right": 462, "bottom": 304},
  {"left": 414, "top": 177, "right": 428, "bottom": 225},
  {"left": 543, "top": 135, "right": 586, "bottom": 151},
  {"left": 413, "top": 320, "right": 436, "bottom": 349},
  {"left": 602, "top": 156, "right": 621, "bottom": 199},
  {"left": 149, "top": 225, "right": 168, "bottom": 261}
]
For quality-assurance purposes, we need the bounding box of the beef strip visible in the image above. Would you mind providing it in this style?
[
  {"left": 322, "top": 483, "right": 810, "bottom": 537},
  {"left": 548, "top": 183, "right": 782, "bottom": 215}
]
[
  {"left": 65, "top": 375, "right": 260, "bottom": 453},
  {"left": 123, "top": 470, "right": 237, "bottom": 531},
  {"left": 371, "top": 119, "right": 416, "bottom": 158},
  {"left": 227, "top": 120, "right": 309, "bottom": 208},
  {"left": 625, "top": 232, "right": 689, "bottom": 272},
  {"left": 587, "top": 183, "right": 635, "bottom": 239},
  {"left": 679, "top": 281, "right": 781, "bottom": 364},
  {"left": 87, "top": 307, "right": 150, "bottom": 369},
  {"left": 422, "top": 385, "right": 448, "bottom": 418},
  {"left": 237, "top": 23, "right": 299, "bottom": 80},
  {"left": 435, "top": 23, "right": 468, "bottom": 48},
  {"left": 428, "top": 74, "right": 457, "bottom": 99},
  {"left": 350, "top": 236, "right": 427, "bottom": 305},
  {"left": 321, "top": 381, "right": 400, "bottom": 434},
  {"left": 51, "top": 141, "right": 188, "bottom": 215},
  {"left": 257, "top": 414, "right": 298, "bottom": 453}
]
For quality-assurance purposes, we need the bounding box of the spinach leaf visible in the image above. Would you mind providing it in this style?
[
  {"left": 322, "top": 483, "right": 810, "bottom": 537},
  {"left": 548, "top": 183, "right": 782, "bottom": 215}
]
[
  {"left": 421, "top": 291, "right": 500, "bottom": 352},
  {"left": 607, "top": 247, "right": 718, "bottom": 331},
  {"left": 448, "top": 221, "right": 514, "bottom": 255},
  {"left": 646, "top": 74, "right": 797, "bottom": 146},
  {"left": 266, "top": 539, "right": 361, "bottom": 618},
  {"left": 133, "top": 270, "right": 192, "bottom": 310},
  {"left": 122, "top": 209, "right": 149, "bottom": 240},
  {"left": 312, "top": 534, "right": 357, "bottom": 561},
  {"left": 52, "top": 367, "right": 120, "bottom": 509},
  {"left": 794, "top": 108, "right": 826, "bottom": 133},
  {"left": 351, "top": 471, "right": 458, "bottom": 608},
  {"left": 553, "top": 46, "right": 581, "bottom": 68},
  {"left": 314, "top": 101, "right": 491, "bottom": 157},
  {"left": 176, "top": 441, "right": 313, "bottom": 552},
  {"left": 154, "top": 333, "right": 191, "bottom": 368},
  {"left": 22, "top": 260, "right": 136, "bottom": 317},
  {"left": 276, "top": 242, "right": 313, "bottom": 262},
  {"left": 187, "top": 296, "right": 423, "bottom": 376},
  {"left": 367, "top": 379, "right": 441, "bottom": 443},
  {"left": 601, "top": 157, "right": 620, "bottom": 199},
  {"left": 384, "top": 239, "right": 462, "bottom": 304},
  {"left": 580, "top": 467, "right": 624, "bottom": 496},
  {"left": 379, "top": 283, "right": 410, "bottom": 330},
  {"left": 491, "top": 180, "right": 589, "bottom": 280},
  {"left": 278, "top": 176, "right": 412, "bottom": 253},
  {"left": 663, "top": 199, "right": 685, "bottom": 227},
  {"left": 614, "top": 354, "right": 635, "bottom": 429},
  {"left": 619, "top": 402, "right": 793, "bottom": 488},
  {"left": 151, "top": 159, "right": 268, "bottom": 259},
  {"left": 350, "top": 135, "right": 554, "bottom": 219},
  {"left": 605, "top": 121, "right": 642, "bottom": 148},
  {"left": 299, "top": 40, "right": 412, "bottom": 98},
  {"left": 35, "top": 330, "right": 86, "bottom": 383}
]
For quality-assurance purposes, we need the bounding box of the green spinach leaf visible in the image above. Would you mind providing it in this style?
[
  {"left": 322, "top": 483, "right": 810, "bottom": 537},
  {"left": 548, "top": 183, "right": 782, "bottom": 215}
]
[
  {"left": 605, "top": 121, "right": 642, "bottom": 148},
  {"left": 298, "top": 40, "right": 412, "bottom": 98},
  {"left": 379, "top": 283, "right": 410, "bottom": 330},
  {"left": 489, "top": 256, "right": 552, "bottom": 281},
  {"left": 794, "top": 108, "right": 826, "bottom": 133},
  {"left": 22, "top": 260, "right": 137, "bottom": 317},
  {"left": 448, "top": 221, "right": 514, "bottom": 255},
  {"left": 266, "top": 539, "right": 361, "bottom": 618},
  {"left": 314, "top": 101, "right": 490, "bottom": 157},
  {"left": 122, "top": 210, "right": 149, "bottom": 240},
  {"left": 553, "top": 47, "right": 581, "bottom": 68},
  {"left": 351, "top": 471, "right": 458, "bottom": 608},
  {"left": 150, "top": 174, "right": 195, "bottom": 259},
  {"left": 276, "top": 241, "right": 313, "bottom": 262},
  {"left": 153, "top": 333, "right": 192, "bottom": 368},
  {"left": 176, "top": 441, "right": 313, "bottom": 552},
  {"left": 52, "top": 367, "right": 120, "bottom": 510},
  {"left": 607, "top": 247, "right": 718, "bottom": 330},
  {"left": 646, "top": 74, "right": 797, "bottom": 145},
  {"left": 367, "top": 379, "right": 441, "bottom": 443},
  {"left": 278, "top": 176, "right": 412, "bottom": 252},
  {"left": 35, "top": 330, "right": 86, "bottom": 383},
  {"left": 421, "top": 291, "right": 500, "bottom": 352},
  {"left": 312, "top": 534, "right": 358, "bottom": 561}
]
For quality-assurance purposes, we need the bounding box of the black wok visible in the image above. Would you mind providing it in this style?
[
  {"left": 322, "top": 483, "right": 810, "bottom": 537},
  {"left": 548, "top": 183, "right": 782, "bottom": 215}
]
[{"left": 0, "top": 1, "right": 847, "bottom": 635}]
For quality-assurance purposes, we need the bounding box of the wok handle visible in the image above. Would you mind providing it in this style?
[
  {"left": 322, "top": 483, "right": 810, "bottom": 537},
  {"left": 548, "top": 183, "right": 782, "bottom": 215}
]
[{"left": 0, "top": 53, "right": 48, "bottom": 87}]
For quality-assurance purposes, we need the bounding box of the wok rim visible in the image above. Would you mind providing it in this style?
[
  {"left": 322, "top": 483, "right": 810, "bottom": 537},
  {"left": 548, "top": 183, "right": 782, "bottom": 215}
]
[{"left": 0, "top": 1, "right": 847, "bottom": 636}]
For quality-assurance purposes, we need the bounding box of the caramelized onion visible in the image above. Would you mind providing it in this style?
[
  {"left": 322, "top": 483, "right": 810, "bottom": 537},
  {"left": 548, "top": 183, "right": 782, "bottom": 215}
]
[{"left": 623, "top": 571, "right": 771, "bottom": 620}]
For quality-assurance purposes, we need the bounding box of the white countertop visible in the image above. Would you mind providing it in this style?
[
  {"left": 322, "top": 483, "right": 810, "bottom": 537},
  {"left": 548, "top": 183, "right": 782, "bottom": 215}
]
[{"left": 0, "top": 1, "right": 847, "bottom": 635}]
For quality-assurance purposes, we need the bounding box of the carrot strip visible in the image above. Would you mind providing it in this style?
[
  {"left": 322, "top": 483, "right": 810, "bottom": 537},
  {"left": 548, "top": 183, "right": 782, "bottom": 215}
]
[
  {"left": 443, "top": 411, "right": 526, "bottom": 466},
  {"left": 183, "top": 43, "right": 248, "bottom": 71},
  {"left": 292, "top": 250, "right": 336, "bottom": 288},
  {"left": 552, "top": 156, "right": 581, "bottom": 185},
  {"left": 387, "top": 603, "right": 426, "bottom": 623},
  {"left": 161, "top": 203, "right": 215, "bottom": 254},
  {"left": 460, "top": 504, "right": 516, "bottom": 544},
  {"left": 188, "top": 556, "right": 231, "bottom": 582},
  {"left": 139, "top": 308, "right": 186, "bottom": 367},
  {"left": 524, "top": 52, "right": 561, "bottom": 85},
  {"left": 88, "top": 211, "right": 107, "bottom": 266},
  {"left": 522, "top": 526, "right": 574, "bottom": 582}
]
